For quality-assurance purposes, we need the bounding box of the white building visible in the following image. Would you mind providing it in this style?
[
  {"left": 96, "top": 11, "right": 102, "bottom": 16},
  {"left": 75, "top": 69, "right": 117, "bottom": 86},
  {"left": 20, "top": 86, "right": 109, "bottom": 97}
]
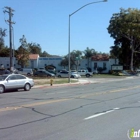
[
  {"left": 38, "top": 57, "right": 62, "bottom": 70},
  {"left": 0, "top": 54, "right": 118, "bottom": 73}
]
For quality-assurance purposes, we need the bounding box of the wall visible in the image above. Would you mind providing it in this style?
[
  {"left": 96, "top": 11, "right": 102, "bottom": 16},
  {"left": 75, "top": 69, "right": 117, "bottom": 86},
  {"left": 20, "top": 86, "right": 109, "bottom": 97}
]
[
  {"left": 38, "top": 57, "right": 63, "bottom": 70},
  {"left": 0, "top": 57, "right": 18, "bottom": 69}
]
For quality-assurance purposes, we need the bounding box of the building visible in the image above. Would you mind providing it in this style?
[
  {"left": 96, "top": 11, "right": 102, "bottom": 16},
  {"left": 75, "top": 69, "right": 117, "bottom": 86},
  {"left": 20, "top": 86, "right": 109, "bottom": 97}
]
[
  {"left": 0, "top": 54, "right": 63, "bottom": 70},
  {"left": 90, "top": 55, "right": 119, "bottom": 73},
  {"left": 0, "top": 54, "right": 118, "bottom": 73}
]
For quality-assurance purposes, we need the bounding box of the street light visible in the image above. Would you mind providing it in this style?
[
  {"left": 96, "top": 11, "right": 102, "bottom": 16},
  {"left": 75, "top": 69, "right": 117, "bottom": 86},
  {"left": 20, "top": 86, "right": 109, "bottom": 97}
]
[{"left": 68, "top": 0, "right": 107, "bottom": 83}]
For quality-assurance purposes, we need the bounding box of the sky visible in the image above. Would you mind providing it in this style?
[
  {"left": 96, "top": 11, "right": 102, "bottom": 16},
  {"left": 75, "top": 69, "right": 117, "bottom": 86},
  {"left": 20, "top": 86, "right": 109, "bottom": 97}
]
[{"left": 0, "top": 0, "right": 140, "bottom": 56}]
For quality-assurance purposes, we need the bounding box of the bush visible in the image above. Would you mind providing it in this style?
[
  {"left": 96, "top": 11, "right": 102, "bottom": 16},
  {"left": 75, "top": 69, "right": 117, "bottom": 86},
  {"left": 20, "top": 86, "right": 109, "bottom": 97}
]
[
  {"left": 87, "top": 67, "right": 92, "bottom": 72},
  {"left": 97, "top": 67, "right": 106, "bottom": 73}
]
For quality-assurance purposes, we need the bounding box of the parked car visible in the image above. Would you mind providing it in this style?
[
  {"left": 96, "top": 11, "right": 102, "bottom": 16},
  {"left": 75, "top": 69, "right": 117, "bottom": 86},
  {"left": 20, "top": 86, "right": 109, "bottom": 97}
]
[
  {"left": 56, "top": 71, "right": 81, "bottom": 78},
  {"left": 47, "top": 69, "right": 56, "bottom": 75},
  {"left": 71, "top": 70, "right": 77, "bottom": 72},
  {"left": 71, "top": 72, "right": 81, "bottom": 78},
  {"left": 0, "top": 69, "right": 18, "bottom": 75},
  {"left": 38, "top": 68, "right": 46, "bottom": 71},
  {"left": 34, "top": 70, "right": 55, "bottom": 77},
  {"left": 78, "top": 69, "right": 93, "bottom": 77},
  {"left": 0, "top": 74, "right": 34, "bottom": 93},
  {"left": 18, "top": 68, "right": 33, "bottom": 76}
]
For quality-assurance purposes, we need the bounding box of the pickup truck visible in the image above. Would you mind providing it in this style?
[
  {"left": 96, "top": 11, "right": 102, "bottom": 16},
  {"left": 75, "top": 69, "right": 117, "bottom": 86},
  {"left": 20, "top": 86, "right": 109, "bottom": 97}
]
[{"left": 78, "top": 70, "right": 93, "bottom": 77}]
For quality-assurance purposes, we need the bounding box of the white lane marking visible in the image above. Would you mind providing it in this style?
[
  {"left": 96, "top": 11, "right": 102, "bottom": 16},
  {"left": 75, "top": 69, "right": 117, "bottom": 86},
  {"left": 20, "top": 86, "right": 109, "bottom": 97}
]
[
  {"left": 84, "top": 108, "right": 120, "bottom": 120},
  {"left": 114, "top": 108, "right": 120, "bottom": 110}
]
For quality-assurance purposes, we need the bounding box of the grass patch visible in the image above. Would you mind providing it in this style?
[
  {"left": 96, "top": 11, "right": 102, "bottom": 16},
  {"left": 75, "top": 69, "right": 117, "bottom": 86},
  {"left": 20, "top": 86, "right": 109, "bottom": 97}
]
[
  {"left": 92, "top": 74, "right": 127, "bottom": 78},
  {"left": 81, "top": 74, "right": 127, "bottom": 78},
  {"left": 34, "top": 78, "right": 78, "bottom": 85}
]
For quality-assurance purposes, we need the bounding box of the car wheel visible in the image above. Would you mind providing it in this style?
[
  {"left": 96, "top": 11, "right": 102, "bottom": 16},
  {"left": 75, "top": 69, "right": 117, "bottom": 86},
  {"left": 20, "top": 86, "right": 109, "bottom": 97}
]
[
  {"left": 24, "top": 83, "right": 31, "bottom": 91},
  {"left": 27, "top": 73, "right": 31, "bottom": 76},
  {"left": 86, "top": 74, "right": 90, "bottom": 77},
  {"left": 47, "top": 75, "right": 51, "bottom": 78},
  {"left": 58, "top": 75, "right": 61, "bottom": 78},
  {"left": 0, "top": 85, "right": 5, "bottom": 93},
  {"left": 71, "top": 75, "right": 74, "bottom": 78}
]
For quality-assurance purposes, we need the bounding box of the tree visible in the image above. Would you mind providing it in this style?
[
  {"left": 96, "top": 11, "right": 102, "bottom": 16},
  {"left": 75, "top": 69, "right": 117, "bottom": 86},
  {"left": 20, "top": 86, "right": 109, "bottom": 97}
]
[
  {"left": 59, "top": 51, "right": 82, "bottom": 69},
  {"left": 72, "top": 50, "right": 82, "bottom": 58},
  {"left": 60, "top": 56, "right": 68, "bottom": 69},
  {"left": 114, "top": 37, "right": 131, "bottom": 69},
  {"left": 110, "top": 45, "right": 121, "bottom": 64},
  {"left": 0, "top": 46, "right": 10, "bottom": 57},
  {"left": 83, "top": 47, "right": 96, "bottom": 67},
  {"left": 16, "top": 35, "right": 29, "bottom": 68},
  {"left": 59, "top": 55, "right": 75, "bottom": 69},
  {"left": 0, "top": 28, "right": 6, "bottom": 50},
  {"left": 28, "top": 43, "right": 42, "bottom": 55},
  {"left": 108, "top": 8, "right": 140, "bottom": 71},
  {"left": 71, "top": 50, "right": 82, "bottom": 70},
  {"left": 40, "top": 51, "right": 52, "bottom": 57}
]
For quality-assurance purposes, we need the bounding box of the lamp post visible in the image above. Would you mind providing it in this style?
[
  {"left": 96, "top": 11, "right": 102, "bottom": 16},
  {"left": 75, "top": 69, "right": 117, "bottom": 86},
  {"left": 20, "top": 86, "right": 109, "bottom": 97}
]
[{"left": 68, "top": 0, "right": 107, "bottom": 83}]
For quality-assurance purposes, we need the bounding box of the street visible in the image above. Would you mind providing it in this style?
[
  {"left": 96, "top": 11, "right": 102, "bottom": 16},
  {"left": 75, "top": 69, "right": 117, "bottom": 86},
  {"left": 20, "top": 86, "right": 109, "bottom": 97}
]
[{"left": 0, "top": 77, "right": 140, "bottom": 140}]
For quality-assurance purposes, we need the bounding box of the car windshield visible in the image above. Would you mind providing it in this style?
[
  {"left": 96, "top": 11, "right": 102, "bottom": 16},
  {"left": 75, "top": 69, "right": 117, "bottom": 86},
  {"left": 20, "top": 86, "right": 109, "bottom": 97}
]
[{"left": 0, "top": 75, "right": 8, "bottom": 81}]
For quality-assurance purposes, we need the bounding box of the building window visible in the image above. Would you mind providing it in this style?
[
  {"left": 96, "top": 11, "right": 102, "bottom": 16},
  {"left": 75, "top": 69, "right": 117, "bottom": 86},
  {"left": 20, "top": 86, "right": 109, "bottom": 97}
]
[
  {"left": 94, "top": 63, "right": 97, "bottom": 70},
  {"left": 103, "top": 62, "right": 106, "bottom": 69}
]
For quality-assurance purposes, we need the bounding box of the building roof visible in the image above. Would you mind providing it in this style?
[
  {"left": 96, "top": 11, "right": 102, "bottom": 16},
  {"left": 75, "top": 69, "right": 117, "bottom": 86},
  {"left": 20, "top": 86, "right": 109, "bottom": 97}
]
[
  {"left": 91, "top": 54, "right": 109, "bottom": 61},
  {"left": 29, "top": 54, "right": 39, "bottom": 60}
]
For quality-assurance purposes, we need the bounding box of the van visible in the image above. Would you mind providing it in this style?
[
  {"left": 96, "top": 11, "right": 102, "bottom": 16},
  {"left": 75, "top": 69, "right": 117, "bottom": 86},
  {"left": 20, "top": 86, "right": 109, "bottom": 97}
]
[{"left": 18, "top": 68, "right": 33, "bottom": 76}]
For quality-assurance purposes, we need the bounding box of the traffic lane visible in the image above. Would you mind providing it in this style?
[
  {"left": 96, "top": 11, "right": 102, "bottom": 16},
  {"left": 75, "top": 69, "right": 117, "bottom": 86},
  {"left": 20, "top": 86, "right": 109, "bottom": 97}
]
[
  {"left": 0, "top": 76, "right": 140, "bottom": 109},
  {"left": 41, "top": 102, "right": 140, "bottom": 140},
  {"left": 1, "top": 92, "right": 138, "bottom": 140},
  {"left": 0, "top": 84, "right": 140, "bottom": 140}
]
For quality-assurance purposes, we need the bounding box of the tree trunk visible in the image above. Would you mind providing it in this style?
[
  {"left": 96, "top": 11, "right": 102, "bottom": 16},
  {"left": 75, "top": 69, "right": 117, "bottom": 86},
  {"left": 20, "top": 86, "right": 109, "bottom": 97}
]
[{"left": 130, "top": 47, "right": 134, "bottom": 71}]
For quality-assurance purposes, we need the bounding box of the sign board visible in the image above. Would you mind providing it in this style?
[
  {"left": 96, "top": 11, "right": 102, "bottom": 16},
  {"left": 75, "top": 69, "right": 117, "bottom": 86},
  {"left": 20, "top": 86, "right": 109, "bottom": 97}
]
[{"left": 111, "top": 65, "right": 123, "bottom": 71}]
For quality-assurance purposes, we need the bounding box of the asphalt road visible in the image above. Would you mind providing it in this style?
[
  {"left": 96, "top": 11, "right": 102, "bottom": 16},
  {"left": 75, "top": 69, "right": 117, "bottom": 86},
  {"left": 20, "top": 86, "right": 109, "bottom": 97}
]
[{"left": 0, "top": 77, "right": 140, "bottom": 140}]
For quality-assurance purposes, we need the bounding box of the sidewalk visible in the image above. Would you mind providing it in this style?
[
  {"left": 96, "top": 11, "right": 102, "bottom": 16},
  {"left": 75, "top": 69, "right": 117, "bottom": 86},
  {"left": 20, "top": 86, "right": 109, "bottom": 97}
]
[
  {"left": 33, "top": 79, "right": 93, "bottom": 89},
  {"left": 32, "top": 76, "right": 137, "bottom": 89}
]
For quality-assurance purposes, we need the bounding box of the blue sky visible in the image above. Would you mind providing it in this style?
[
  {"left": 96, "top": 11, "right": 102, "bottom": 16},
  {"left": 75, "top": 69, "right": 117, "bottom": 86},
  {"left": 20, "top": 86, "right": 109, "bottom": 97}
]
[{"left": 0, "top": 0, "right": 140, "bottom": 56}]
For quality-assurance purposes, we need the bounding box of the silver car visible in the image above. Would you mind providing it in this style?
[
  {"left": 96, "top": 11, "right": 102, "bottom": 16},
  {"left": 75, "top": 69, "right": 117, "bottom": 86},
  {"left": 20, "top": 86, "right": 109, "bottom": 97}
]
[
  {"left": 0, "top": 74, "right": 34, "bottom": 93},
  {"left": 56, "top": 71, "right": 81, "bottom": 78}
]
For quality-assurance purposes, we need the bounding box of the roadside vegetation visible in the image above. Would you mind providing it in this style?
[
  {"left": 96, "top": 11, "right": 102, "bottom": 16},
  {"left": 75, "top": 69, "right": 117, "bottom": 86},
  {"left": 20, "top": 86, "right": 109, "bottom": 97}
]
[{"left": 33, "top": 78, "right": 78, "bottom": 85}]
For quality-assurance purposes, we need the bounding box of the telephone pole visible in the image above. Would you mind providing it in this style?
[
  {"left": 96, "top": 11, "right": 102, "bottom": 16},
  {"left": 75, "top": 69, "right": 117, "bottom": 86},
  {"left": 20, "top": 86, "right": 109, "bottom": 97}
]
[{"left": 3, "top": 7, "right": 15, "bottom": 71}]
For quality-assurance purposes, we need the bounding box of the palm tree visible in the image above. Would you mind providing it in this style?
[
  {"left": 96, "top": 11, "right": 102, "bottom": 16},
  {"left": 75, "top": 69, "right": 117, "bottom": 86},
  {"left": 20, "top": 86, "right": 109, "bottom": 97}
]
[
  {"left": 84, "top": 47, "right": 96, "bottom": 67},
  {"left": 71, "top": 50, "right": 82, "bottom": 70}
]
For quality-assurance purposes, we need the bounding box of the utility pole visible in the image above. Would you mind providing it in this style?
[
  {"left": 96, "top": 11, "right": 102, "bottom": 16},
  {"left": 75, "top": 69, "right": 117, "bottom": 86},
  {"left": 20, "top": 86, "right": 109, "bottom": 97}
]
[{"left": 3, "top": 7, "right": 15, "bottom": 71}]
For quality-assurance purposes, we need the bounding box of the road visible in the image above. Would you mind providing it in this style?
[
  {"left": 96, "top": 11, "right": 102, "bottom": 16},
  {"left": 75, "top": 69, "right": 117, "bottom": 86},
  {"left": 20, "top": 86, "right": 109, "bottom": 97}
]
[{"left": 0, "top": 77, "right": 140, "bottom": 140}]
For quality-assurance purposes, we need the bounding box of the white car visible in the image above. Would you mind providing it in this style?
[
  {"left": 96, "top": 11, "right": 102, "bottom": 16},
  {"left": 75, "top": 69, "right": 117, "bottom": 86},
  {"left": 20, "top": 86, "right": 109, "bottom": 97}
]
[
  {"left": 78, "top": 70, "right": 93, "bottom": 77},
  {"left": 0, "top": 74, "right": 34, "bottom": 93},
  {"left": 18, "top": 68, "right": 33, "bottom": 76},
  {"left": 57, "top": 71, "right": 81, "bottom": 78}
]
